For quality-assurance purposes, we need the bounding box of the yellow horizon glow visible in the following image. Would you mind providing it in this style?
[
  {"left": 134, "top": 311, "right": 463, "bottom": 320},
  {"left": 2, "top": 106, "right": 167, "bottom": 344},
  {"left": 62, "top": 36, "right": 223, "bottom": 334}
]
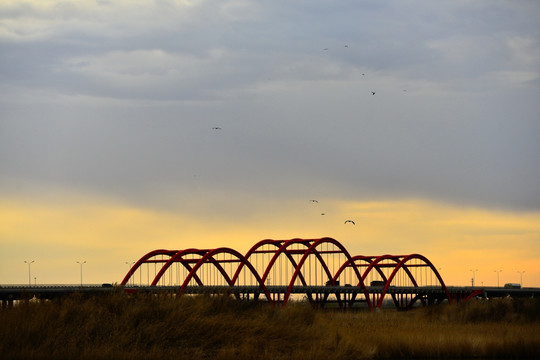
[{"left": 1, "top": 194, "right": 539, "bottom": 287}]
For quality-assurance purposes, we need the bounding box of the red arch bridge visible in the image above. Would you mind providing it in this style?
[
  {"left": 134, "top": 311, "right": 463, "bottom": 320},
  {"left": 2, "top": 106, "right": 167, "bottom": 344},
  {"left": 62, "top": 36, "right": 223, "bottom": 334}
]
[{"left": 121, "top": 237, "right": 481, "bottom": 310}]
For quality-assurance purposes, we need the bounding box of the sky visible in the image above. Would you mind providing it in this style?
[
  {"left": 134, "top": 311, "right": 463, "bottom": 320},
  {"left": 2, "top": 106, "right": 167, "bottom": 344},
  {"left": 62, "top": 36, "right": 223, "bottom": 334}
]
[{"left": 1, "top": 0, "right": 539, "bottom": 287}]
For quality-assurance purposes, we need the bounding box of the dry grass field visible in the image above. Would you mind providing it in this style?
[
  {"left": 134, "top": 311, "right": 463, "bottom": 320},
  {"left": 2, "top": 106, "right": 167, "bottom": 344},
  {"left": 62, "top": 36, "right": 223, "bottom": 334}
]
[{"left": 1, "top": 291, "right": 539, "bottom": 359}]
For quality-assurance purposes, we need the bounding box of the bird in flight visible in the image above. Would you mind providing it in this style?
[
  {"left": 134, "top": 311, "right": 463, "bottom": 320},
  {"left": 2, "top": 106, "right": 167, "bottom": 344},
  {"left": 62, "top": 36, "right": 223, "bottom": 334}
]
[
  {"left": 309, "top": 199, "right": 318, "bottom": 203},
  {"left": 321, "top": 213, "right": 326, "bottom": 216},
  {"left": 212, "top": 127, "right": 222, "bottom": 130},
  {"left": 371, "top": 91, "right": 376, "bottom": 95},
  {"left": 344, "top": 44, "right": 348, "bottom": 48},
  {"left": 344, "top": 220, "right": 355, "bottom": 225}
]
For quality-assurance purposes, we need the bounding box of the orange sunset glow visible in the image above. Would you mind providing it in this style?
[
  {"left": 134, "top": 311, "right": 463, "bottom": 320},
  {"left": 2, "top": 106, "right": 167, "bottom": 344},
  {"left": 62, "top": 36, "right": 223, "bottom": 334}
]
[
  {"left": 1, "top": 192, "right": 539, "bottom": 287},
  {"left": 1, "top": 1, "right": 539, "bottom": 289}
]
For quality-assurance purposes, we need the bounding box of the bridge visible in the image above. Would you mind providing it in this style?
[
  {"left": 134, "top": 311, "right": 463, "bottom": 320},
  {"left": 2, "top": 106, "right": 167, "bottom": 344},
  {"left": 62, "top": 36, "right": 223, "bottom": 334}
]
[
  {"left": 2, "top": 284, "right": 539, "bottom": 310},
  {"left": 117, "top": 237, "right": 538, "bottom": 310},
  {"left": 2, "top": 238, "right": 538, "bottom": 310}
]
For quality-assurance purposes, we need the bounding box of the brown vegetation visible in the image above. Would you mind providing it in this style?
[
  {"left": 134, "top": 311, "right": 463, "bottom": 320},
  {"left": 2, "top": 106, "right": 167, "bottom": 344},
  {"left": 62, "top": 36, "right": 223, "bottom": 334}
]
[{"left": 1, "top": 292, "right": 539, "bottom": 359}]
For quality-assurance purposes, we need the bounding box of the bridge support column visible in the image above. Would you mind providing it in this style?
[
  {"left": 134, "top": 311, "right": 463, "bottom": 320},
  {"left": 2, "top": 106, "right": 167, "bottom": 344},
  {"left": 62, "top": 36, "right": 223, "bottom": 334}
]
[{"left": 1, "top": 299, "right": 14, "bottom": 309}]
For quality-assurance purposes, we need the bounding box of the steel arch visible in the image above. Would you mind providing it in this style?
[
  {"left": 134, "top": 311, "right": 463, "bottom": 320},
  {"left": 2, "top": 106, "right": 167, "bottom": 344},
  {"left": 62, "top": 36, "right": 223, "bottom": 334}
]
[
  {"left": 282, "top": 237, "right": 372, "bottom": 309},
  {"left": 122, "top": 237, "right": 454, "bottom": 310},
  {"left": 236, "top": 238, "right": 341, "bottom": 305},
  {"left": 333, "top": 255, "right": 390, "bottom": 286},
  {"left": 233, "top": 238, "right": 310, "bottom": 287},
  {"left": 263, "top": 238, "right": 335, "bottom": 305},
  {"left": 261, "top": 238, "right": 329, "bottom": 284},
  {"left": 376, "top": 254, "right": 450, "bottom": 309},
  {"left": 177, "top": 247, "right": 273, "bottom": 303},
  {"left": 121, "top": 249, "right": 178, "bottom": 286},
  {"left": 332, "top": 255, "right": 390, "bottom": 308},
  {"left": 151, "top": 249, "right": 217, "bottom": 287}
]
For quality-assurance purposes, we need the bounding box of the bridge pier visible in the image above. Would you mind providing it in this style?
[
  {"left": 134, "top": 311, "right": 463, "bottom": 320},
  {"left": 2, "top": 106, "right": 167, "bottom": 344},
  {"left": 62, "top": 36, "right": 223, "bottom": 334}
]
[{"left": 1, "top": 298, "right": 14, "bottom": 309}]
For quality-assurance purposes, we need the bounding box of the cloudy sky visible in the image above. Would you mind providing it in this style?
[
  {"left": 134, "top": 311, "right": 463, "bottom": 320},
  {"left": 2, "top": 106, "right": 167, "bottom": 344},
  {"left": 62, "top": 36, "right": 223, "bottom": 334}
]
[{"left": 1, "top": 0, "right": 539, "bottom": 287}]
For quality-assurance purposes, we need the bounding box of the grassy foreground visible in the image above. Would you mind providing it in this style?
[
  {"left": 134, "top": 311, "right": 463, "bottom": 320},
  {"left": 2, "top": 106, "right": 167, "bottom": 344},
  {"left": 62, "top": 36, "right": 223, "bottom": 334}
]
[{"left": 1, "top": 292, "right": 539, "bottom": 359}]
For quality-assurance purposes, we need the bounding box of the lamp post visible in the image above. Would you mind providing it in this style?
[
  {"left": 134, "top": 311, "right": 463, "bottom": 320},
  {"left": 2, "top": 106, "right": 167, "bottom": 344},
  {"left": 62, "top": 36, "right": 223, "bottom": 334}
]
[
  {"left": 24, "top": 260, "right": 35, "bottom": 287},
  {"left": 77, "top": 261, "right": 86, "bottom": 286},
  {"left": 469, "top": 269, "right": 478, "bottom": 286},
  {"left": 517, "top": 271, "right": 525, "bottom": 286},
  {"left": 494, "top": 270, "right": 502, "bottom": 287}
]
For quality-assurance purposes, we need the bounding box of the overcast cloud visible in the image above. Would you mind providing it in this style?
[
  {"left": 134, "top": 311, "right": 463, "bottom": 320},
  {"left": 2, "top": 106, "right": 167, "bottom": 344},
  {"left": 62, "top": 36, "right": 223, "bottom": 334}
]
[{"left": 1, "top": 0, "right": 540, "bottom": 214}]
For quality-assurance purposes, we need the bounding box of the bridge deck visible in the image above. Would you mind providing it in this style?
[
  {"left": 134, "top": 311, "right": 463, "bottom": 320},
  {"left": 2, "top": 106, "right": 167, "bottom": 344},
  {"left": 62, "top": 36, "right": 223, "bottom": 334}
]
[{"left": 2, "top": 285, "right": 539, "bottom": 302}]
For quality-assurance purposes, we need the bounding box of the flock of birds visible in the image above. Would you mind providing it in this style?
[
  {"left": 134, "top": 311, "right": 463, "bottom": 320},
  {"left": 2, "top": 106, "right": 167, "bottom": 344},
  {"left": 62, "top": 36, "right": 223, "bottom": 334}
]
[
  {"left": 309, "top": 200, "right": 355, "bottom": 225},
  {"left": 210, "top": 137, "right": 358, "bottom": 227},
  {"left": 209, "top": 44, "right": 368, "bottom": 227},
  {"left": 323, "top": 44, "right": 377, "bottom": 96}
]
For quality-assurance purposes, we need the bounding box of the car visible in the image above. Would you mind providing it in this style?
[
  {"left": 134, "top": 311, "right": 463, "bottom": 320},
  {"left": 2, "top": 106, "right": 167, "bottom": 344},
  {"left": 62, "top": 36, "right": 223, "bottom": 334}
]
[{"left": 503, "top": 283, "right": 521, "bottom": 289}]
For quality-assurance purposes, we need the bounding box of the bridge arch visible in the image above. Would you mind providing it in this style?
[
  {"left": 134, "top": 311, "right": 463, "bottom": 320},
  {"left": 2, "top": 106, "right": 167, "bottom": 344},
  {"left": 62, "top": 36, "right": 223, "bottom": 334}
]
[
  {"left": 332, "top": 255, "right": 389, "bottom": 308},
  {"left": 233, "top": 238, "right": 310, "bottom": 287},
  {"left": 121, "top": 249, "right": 178, "bottom": 286},
  {"left": 122, "top": 238, "right": 454, "bottom": 310},
  {"left": 376, "top": 254, "right": 451, "bottom": 309},
  {"left": 151, "top": 249, "right": 218, "bottom": 287},
  {"left": 282, "top": 237, "right": 372, "bottom": 309},
  {"left": 177, "top": 247, "right": 273, "bottom": 303}
]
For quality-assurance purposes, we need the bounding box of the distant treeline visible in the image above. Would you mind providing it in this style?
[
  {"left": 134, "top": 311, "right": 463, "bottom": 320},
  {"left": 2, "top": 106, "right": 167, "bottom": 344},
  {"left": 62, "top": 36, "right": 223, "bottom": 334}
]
[{"left": 1, "top": 292, "right": 539, "bottom": 359}]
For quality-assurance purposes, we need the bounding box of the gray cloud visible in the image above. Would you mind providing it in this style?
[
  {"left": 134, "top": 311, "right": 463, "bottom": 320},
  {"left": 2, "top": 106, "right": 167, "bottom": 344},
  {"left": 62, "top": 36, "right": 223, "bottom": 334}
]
[{"left": 1, "top": 0, "right": 539, "bottom": 213}]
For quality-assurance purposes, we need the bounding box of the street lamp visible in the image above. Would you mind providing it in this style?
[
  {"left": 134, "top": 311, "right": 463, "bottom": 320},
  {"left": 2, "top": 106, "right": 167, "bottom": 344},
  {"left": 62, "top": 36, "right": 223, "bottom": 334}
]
[
  {"left": 517, "top": 271, "right": 525, "bottom": 286},
  {"left": 24, "top": 260, "right": 35, "bottom": 287},
  {"left": 494, "top": 270, "right": 502, "bottom": 287},
  {"left": 77, "top": 261, "right": 86, "bottom": 286},
  {"left": 469, "top": 269, "right": 478, "bottom": 286}
]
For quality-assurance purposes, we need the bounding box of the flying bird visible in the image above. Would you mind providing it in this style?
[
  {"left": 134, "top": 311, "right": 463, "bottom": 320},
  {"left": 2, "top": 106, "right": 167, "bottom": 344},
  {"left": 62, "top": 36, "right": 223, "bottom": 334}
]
[
  {"left": 344, "top": 44, "right": 348, "bottom": 48},
  {"left": 344, "top": 220, "right": 355, "bottom": 225},
  {"left": 371, "top": 91, "right": 376, "bottom": 95},
  {"left": 309, "top": 199, "right": 318, "bottom": 203},
  {"left": 212, "top": 127, "right": 222, "bottom": 130},
  {"left": 321, "top": 213, "right": 326, "bottom": 216}
]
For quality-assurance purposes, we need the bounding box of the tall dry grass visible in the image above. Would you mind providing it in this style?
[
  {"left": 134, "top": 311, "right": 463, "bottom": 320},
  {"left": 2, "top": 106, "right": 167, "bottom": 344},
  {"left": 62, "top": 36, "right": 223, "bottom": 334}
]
[{"left": 1, "top": 291, "right": 539, "bottom": 359}]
